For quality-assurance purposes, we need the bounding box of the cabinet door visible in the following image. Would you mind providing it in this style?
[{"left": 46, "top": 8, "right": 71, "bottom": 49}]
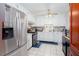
[
  {"left": 70, "top": 3, "right": 79, "bottom": 55},
  {"left": 27, "top": 34, "right": 32, "bottom": 50}
]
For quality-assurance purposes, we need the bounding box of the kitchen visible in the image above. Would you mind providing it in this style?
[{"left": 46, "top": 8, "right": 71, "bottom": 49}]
[{"left": 0, "top": 3, "right": 79, "bottom": 56}]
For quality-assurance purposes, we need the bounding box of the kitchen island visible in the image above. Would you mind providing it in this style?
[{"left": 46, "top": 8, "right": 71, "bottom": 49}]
[{"left": 37, "top": 32, "right": 63, "bottom": 44}]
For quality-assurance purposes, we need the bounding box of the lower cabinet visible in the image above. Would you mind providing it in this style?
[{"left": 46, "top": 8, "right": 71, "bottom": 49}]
[{"left": 27, "top": 33, "right": 32, "bottom": 50}]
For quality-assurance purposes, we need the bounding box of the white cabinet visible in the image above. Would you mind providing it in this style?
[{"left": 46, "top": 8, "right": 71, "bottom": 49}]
[
  {"left": 37, "top": 32, "right": 62, "bottom": 44},
  {"left": 27, "top": 33, "right": 32, "bottom": 50}
]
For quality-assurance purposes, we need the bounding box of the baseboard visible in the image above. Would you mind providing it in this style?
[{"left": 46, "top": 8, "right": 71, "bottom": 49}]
[{"left": 39, "top": 41, "right": 58, "bottom": 45}]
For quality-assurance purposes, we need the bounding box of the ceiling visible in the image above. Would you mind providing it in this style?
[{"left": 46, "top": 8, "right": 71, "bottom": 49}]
[{"left": 20, "top": 3, "right": 69, "bottom": 16}]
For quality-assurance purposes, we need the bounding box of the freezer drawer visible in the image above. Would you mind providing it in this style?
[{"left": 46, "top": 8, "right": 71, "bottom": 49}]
[{"left": 4, "top": 38, "right": 17, "bottom": 54}]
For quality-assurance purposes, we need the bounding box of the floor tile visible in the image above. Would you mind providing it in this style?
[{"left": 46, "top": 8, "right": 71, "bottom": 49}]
[
  {"left": 8, "top": 43, "right": 64, "bottom": 56},
  {"left": 28, "top": 43, "right": 64, "bottom": 56}
]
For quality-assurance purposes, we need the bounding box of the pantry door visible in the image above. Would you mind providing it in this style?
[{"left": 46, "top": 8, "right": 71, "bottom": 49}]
[{"left": 70, "top": 3, "right": 79, "bottom": 55}]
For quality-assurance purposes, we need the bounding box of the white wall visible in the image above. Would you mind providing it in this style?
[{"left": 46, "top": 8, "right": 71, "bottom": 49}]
[
  {"left": 35, "top": 13, "right": 69, "bottom": 29},
  {"left": 66, "top": 12, "right": 70, "bottom": 30}
]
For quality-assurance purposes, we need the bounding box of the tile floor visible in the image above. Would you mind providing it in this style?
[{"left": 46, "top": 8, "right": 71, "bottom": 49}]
[
  {"left": 8, "top": 43, "right": 64, "bottom": 56},
  {"left": 7, "top": 44, "right": 28, "bottom": 56},
  {"left": 27, "top": 43, "right": 64, "bottom": 56}
]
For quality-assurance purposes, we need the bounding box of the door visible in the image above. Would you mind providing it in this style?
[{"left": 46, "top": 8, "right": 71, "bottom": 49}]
[
  {"left": 15, "top": 11, "right": 27, "bottom": 47},
  {"left": 70, "top": 3, "right": 79, "bottom": 55},
  {"left": 4, "top": 7, "right": 18, "bottom": 54}
]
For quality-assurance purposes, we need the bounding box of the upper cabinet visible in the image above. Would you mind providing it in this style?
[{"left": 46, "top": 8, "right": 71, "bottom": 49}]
[
  {"left": 70, "top": 3, "right": 79, "bottom": 56},
  {"left": 7, "top": 3, "right": 35, "bottom": 25}
]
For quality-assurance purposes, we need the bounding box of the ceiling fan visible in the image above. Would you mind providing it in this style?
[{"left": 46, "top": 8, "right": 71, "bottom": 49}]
[
  {"left": 35, "top": 9, "right": 58, "bottom": 16},
  {"left": 47, "top": 9, "right": 58, "bottom": 17}
]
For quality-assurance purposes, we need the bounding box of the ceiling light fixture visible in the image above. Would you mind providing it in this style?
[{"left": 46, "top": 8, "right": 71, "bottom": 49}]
[
  {"left": 47, "top": 9, "right": 58, "bottom": 17},
  {"left": 48, "top": 9, "right": 52, "bottom": 17}
]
